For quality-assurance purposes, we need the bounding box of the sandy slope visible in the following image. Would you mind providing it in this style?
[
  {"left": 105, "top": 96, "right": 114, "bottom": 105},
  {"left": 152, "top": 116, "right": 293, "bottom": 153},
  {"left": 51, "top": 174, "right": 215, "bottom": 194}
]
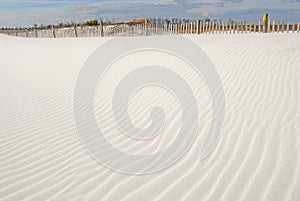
[{"left": 0, "top": 34, "right": 300, "bottom": 201}]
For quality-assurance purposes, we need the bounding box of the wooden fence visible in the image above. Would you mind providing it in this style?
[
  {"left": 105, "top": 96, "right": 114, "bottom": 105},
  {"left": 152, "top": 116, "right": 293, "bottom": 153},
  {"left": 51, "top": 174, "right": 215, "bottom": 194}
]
[{"left": 1, "top": 20, "right": 300, "bottom": 38}]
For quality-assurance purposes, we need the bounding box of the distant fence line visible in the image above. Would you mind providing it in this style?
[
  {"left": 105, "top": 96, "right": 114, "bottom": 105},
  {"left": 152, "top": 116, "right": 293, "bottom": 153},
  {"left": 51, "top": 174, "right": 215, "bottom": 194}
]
[{"left": 1, "top": 20, "right": 300, "bottom": 38}]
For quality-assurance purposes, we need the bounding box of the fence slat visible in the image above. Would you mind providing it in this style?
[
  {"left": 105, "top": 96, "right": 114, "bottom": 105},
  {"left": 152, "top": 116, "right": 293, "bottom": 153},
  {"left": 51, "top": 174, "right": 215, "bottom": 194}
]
[
  {"left": 233, "top": 22, "right": 236, "bottom": 33},
  {"left": 199, "top": 21, "right": 202, "bottom": 34},
  {"left": 241, "top": 22, "right": 244, "bottom": 33},
  {"left": 52, "top": 26, "right": 56, "bottom": 38},
  {"left": 208, "top": 22, "right": 211, "bottom": 34},
  {"left": 292, "top": 22, "right": 295, "bottom": 33},
  {"left": 222, "top": 22, "right": 225, "bottom": 34}
]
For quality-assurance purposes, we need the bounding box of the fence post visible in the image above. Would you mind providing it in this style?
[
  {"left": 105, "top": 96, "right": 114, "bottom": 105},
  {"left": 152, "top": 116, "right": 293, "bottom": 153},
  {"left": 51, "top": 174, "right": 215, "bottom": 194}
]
[
  {"left": 292, "top": 22, "right": 295, "bottom": 33},
  {"left": 35, "top": 28, "right": 38, "bottom": 38},
  {"left": 74, "top": 24, "right": 78, "bottom": 37},
  {"left": 298, "top": 22, "right": 300, "bottom": 33},
  {"left": 199, "top": 20, "right": 202, "bottom": 34},
  {"left": 146, "top": 20, "right": 149, "bottom": 36},
  {"left": 277, "top": 20, "right": 280, "bottom": 32},
  {"left": 52, "top": 25, "right": 56, "bottom": 38},
  {"left": 254, "top": 20, "right": 256, "bottom": 33},
  {"left": 100, "top": 21, "right": 104, "bottom": 37},
  {"left": 263, "top": 13, "right": 268, "bottom": 33},
  {"left": 282, "top": 21, "right": 285, "bottom": 33},
  {"left": 267, "top": 19, "right": 270, "bottom": 33},
  {"left": 287, "top": 22, "right": 290, "bottom": 33},
  {"left": 258, "top": 20, "right": 261, "bottom": 33},
  {"left": 272, "top": 20, "right": 275, "bottom": 32}
]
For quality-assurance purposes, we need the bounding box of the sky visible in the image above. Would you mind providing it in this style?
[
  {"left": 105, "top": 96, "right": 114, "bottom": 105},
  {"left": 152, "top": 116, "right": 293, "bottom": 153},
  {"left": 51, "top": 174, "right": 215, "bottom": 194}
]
[{"left": 0, "top": 0, "right": 299, "bottom": 27}]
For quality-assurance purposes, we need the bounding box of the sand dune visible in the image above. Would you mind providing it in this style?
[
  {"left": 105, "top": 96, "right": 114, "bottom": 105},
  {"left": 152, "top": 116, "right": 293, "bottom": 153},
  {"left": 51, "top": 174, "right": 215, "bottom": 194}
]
[{"left": 0, "top": 33, "right": 300, "bottom": 201}]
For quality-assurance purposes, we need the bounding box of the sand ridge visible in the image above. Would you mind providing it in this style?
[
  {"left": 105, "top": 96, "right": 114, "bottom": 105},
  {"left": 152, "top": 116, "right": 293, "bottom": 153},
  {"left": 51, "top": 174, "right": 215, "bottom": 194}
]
[{"left": 0, "top": 33, "right": 300, "bottom": 201}]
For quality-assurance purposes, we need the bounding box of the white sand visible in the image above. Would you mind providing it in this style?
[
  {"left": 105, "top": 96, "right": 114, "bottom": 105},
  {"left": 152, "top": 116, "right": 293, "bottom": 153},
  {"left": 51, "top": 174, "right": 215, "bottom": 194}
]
[{"left": 0, "top": 33, "right": 300, "bottom": 201}]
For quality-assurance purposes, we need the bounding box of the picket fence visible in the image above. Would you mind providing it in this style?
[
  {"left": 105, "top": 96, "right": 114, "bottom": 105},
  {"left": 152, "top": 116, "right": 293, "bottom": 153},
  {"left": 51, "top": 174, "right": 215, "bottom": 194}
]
[{"left": 2, "top": 20, "right": 300, "bottom": 38}]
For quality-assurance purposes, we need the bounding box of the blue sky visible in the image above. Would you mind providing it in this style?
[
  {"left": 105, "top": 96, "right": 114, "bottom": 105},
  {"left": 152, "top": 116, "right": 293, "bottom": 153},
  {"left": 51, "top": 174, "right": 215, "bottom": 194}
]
[{"left": 0, "top": 0, "right": 299, "bottom": 27}]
